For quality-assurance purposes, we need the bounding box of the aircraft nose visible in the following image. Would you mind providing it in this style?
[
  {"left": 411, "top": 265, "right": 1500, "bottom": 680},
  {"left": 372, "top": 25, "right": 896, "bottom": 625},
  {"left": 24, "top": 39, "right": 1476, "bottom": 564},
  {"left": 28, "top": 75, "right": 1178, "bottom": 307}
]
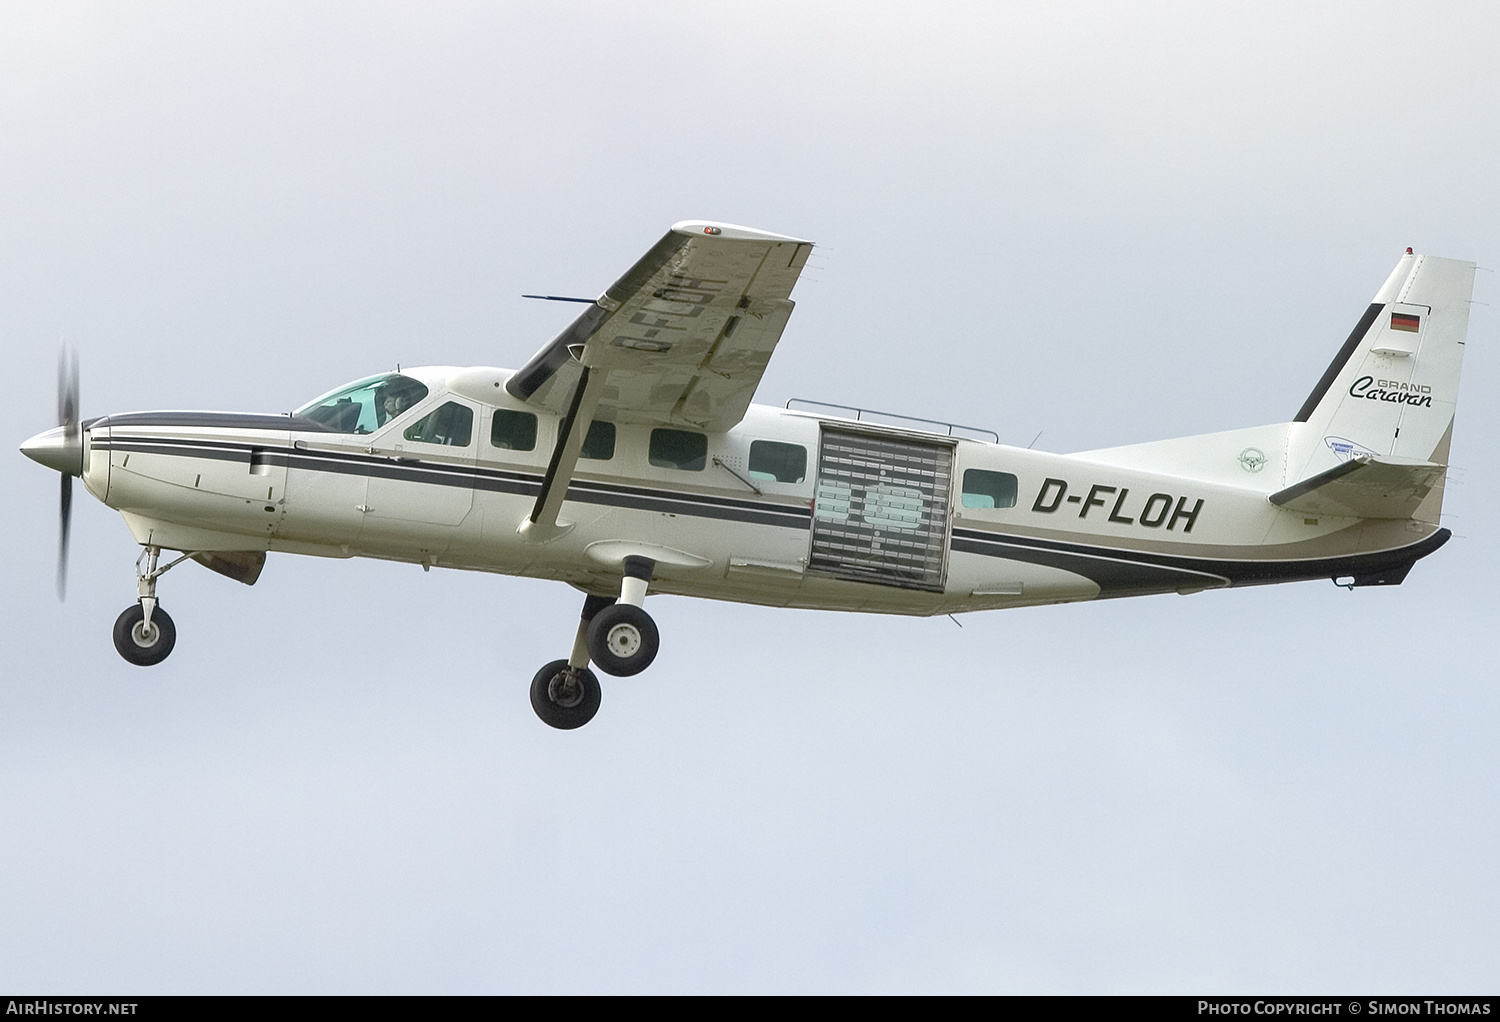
[{"left": 20, "top": 426, "right": 83, "bottom": 476}]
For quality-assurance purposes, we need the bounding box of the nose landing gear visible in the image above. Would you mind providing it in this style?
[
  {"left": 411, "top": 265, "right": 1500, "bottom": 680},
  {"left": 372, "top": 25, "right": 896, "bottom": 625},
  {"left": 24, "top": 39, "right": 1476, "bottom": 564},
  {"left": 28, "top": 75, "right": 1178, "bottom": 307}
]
[
  {"left": 530, "top": 556, "right": 659, "bottom": 730},
  {"left": 111, "top": 545, "right": 190, "bottom": 667},
  {"left": 113, "top": 603, "right": 176, "bottom": 666}
]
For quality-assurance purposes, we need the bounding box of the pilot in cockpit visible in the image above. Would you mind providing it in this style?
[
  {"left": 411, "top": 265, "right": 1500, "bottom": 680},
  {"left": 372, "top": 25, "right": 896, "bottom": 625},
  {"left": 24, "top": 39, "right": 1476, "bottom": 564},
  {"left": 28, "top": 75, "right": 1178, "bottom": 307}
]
[{"left": 375, "top": 378, "right": 426, "bottom": 427}]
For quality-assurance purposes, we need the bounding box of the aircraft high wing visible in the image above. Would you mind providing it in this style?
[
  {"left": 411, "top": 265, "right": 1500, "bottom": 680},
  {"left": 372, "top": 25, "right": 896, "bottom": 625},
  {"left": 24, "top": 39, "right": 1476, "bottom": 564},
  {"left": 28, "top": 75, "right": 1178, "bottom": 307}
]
[
  {"left": 506, "top": 220, "right": 814, "bottom": 431},
  {"left": 506, "top": 220, "right": 814, "bottom": 539}
]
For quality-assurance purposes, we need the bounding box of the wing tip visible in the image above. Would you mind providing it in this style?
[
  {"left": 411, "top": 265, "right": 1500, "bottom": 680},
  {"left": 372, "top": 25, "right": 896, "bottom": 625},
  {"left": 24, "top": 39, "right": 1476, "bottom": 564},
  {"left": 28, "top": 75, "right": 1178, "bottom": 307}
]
[{"left": 671, "top": 220, "right": 812, "bottom": 245}]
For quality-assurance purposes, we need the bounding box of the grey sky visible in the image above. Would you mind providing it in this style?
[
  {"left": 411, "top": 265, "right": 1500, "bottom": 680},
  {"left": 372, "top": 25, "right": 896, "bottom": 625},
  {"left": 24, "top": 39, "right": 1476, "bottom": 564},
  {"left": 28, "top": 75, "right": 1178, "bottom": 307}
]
[{"left": 3, "top": 1, "right": 1497, "bottom": 993}]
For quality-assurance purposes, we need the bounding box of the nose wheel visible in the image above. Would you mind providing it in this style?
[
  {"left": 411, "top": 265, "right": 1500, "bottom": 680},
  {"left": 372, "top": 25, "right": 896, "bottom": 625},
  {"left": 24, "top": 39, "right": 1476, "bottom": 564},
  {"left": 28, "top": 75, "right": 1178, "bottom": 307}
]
[{"left": 113, "top": 604, "right": 176, "bottom": 666}]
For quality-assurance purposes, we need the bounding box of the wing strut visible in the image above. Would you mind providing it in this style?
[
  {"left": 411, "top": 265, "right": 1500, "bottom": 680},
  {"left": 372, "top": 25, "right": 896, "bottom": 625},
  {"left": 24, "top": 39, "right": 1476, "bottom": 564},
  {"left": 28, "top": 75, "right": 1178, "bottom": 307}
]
[{"left": 519, "top": 365, "right": 603, "bottom": 543}]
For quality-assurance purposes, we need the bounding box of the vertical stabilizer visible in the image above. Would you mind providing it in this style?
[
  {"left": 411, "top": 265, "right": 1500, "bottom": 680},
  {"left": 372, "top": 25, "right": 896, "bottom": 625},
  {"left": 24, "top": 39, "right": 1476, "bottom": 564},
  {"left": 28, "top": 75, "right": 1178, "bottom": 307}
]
[{"left": 1287, "top": 254, "right": 1475, "bottom": 499}]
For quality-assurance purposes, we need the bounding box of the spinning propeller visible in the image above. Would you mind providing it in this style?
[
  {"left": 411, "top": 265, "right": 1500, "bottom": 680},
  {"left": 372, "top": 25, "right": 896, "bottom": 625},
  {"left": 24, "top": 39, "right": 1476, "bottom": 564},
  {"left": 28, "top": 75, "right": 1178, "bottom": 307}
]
[
  {"left": 56, "top": 349, "right": 80, "bottom": 599},
  {"left": 20, "top": 349, "right": 83, "bottom": 600}
]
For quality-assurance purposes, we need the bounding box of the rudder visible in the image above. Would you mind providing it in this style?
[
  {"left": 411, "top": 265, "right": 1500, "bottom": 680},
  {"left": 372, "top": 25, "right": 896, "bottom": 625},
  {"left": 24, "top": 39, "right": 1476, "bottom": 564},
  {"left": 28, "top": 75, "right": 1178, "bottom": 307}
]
[{"left": 1288, "top": 253, "right": 1475, "bottom": 499}]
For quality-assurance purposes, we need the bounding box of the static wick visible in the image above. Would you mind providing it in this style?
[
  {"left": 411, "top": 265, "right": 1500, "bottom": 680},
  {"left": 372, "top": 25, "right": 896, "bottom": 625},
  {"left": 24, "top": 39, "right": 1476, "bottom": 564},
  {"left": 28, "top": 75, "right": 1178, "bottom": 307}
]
[{"left": 947, "top": 614, "right": 963, "bottom": 628}]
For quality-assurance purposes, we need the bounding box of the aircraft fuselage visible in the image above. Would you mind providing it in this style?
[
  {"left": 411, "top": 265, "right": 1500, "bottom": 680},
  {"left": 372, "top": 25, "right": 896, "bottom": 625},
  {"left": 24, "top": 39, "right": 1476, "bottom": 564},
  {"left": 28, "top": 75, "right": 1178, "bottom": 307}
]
[{"left": 81, "top": 364, "right": 1448, "bottom": 617}]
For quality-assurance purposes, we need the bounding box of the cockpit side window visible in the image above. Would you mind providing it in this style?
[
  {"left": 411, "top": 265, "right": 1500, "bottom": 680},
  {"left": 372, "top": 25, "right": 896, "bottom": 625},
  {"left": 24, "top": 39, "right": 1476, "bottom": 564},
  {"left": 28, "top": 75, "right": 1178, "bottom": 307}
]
[
  {"left": 295, "top": 374, "right": 430, "bottom": 434},
  {"left": 376, "top": 377, "right": 430, "bottom": 426},
  {"left": 404, "top": 401, "right": 474, "bottom": 447}
]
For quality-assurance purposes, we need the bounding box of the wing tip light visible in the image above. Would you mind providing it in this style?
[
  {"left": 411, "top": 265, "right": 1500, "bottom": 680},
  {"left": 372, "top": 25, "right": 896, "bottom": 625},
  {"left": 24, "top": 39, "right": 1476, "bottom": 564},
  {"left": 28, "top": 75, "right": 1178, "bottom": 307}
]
[{"left": 671, "top": 220, "right": 812, "bottom": 245}]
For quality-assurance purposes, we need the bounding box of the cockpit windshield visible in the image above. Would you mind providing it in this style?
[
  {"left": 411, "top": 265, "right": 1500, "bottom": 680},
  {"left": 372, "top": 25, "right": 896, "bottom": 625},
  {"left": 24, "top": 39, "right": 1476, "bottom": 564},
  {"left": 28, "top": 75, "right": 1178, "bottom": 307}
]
[{"left": 294, "top": 373, "right": 431, "bottom": 434}]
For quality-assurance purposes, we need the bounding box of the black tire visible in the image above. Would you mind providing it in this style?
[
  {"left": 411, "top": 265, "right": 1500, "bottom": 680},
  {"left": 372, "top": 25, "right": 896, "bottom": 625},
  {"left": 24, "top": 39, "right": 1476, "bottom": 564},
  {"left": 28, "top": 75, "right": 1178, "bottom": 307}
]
[
  {"left": 529, "top": 660, "right": 601, "bottom": 730},
  {"left": 112, "top": 604, "right": 176, "bottom": 667},
  {"left": 585, "top": 603, "right": 659, "bottom": 677}
]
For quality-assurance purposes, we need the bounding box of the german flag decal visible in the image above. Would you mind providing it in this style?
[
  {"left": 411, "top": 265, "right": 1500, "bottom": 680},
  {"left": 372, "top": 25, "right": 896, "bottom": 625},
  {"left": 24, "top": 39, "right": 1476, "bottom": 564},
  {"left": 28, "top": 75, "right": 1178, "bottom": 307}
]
[{"left": 1391, "top": 312, "right": 1421, "bottom": 332}]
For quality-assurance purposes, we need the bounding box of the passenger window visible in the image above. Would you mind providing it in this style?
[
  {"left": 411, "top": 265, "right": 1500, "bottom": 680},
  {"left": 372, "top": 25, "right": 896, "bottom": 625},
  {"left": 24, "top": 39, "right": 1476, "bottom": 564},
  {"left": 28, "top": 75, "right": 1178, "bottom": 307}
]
[
  {"left": 581, "top": 420, "right": 615, "bottom": 461},
  {"left": 404, "top": 402, "right": 474, "bottom": 447},
  {"left": 961, "top": 469, "right": 1018, "bottom": 509},
  {"left": 649, "top": 428, "right": 707, "bottom": 471},
  {"left": 491, "top": 409, "right": 537, "bottom": 451},
  {"left": 748, "top": 440, "right": 807, "bottom": 483}
]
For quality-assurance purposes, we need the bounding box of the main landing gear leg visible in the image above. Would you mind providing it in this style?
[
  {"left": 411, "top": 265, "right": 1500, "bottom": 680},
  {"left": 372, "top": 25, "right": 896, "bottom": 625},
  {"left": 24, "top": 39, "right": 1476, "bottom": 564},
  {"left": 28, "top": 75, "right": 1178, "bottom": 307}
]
[
  {"left": 112, "top": 545, "right": 190, "bottom": 667},
  {"left": 528, "top": 594, "right": 612, "bottom": 731},
  {"left": 528, "top": 560, "right": 661, "bottom": 730},
  {"left": 571, "top": 594, "right": 616, "bottom": 670},
  {"left": 585, "top": 556, "right": 660, "bottom": 678}
]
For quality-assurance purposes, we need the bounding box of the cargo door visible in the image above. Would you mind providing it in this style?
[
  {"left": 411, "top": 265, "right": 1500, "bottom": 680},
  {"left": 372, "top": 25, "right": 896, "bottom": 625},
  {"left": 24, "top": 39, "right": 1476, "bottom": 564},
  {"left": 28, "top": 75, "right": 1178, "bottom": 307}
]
[{"left": 807, "top": 428, "right": 954, "bottom": 591}]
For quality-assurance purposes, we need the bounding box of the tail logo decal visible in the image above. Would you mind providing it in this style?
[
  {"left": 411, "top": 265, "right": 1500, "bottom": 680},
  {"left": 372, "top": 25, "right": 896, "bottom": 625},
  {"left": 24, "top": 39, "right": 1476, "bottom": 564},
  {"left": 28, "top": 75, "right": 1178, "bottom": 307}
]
[
  {"left": 1325, "top": 436, "right": 1380, "bottom": 463},
  {"left": 1238, "top": 448, "right": 1267, "bottom": 473},
  {"left": 1348, "top": 376, "right": 1434, "bottom": 408}
]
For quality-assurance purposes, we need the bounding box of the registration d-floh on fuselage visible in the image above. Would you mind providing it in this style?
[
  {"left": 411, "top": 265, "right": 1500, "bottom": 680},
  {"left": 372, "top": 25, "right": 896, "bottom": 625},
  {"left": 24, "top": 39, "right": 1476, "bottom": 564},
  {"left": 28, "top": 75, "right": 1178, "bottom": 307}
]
[{"left": 20, "top": 222, "right": 1474, "bottom": 729}]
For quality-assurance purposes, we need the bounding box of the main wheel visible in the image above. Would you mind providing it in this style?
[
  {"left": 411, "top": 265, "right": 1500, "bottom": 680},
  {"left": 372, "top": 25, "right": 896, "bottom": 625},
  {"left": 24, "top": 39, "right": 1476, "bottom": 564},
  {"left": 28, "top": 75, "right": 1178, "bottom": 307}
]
[
  {"left": 529, "top": 660, "right": 601, "bottom": 730},
  {"left": 586, "top": 603, "right": 659, "bottom": 677},
  {"left": 112, "top": 604, "right": 176, "bottom": 667}
]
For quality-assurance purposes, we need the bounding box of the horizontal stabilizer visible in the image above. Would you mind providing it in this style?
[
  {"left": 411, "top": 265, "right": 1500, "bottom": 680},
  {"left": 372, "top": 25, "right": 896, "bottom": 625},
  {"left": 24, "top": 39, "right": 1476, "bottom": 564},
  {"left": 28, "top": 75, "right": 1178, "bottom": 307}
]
[{"left": 1269, "top": 456, "right": 1444, "bottom": 520}]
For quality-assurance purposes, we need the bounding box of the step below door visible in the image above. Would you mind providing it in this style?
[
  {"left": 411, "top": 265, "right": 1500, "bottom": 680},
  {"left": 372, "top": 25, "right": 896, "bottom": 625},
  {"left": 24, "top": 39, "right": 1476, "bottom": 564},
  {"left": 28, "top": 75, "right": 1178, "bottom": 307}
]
[{"left": 807, "top": 428, "right": 954, "bottom": 592}]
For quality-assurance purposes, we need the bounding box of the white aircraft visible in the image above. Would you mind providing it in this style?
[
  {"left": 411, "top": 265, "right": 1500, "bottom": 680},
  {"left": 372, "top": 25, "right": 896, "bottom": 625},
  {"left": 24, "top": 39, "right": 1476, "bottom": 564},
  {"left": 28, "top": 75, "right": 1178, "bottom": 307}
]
[{"left": 20, "top": 222, "right": 1475, "bottom": 728}]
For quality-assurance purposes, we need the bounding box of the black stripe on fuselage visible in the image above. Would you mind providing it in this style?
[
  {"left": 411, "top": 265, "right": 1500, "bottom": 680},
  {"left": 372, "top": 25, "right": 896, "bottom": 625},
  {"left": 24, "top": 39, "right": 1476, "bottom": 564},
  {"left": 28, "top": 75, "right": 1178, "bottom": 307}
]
[
  {"left": 951, "top": 525, "right": 1449, "bottom": 590},
  {"left": 96, "top": 434, "right": 813, "bottom": 530},
  {"left": 563, "top": 477, "right": 808, "bottom": 529},
  {"left": 96, "top": 411, "right": 333, "bottom": 431},
  {"left": 103, "top": 435, "right": 274, "bottom": 464},
  {"left": 952, "top": 533, "right": 1228, "bottom": 594},
  {"left": 97, "top": 432, "right": 1449, "bottom": 589}
]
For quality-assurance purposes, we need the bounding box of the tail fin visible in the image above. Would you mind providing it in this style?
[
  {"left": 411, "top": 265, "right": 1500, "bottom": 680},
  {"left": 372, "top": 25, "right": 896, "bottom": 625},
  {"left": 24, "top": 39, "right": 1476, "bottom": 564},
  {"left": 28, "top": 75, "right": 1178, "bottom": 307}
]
[{"left": 1288, "top": 253, "right": 1476, "bottom": 513}]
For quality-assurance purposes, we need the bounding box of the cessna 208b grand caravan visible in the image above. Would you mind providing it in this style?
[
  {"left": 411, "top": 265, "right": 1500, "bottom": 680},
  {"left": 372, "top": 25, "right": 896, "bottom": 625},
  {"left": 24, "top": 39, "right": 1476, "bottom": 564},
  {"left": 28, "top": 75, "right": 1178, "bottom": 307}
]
[{"left": 21, "top": 222, "right": 1475, "bottom": 728}]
